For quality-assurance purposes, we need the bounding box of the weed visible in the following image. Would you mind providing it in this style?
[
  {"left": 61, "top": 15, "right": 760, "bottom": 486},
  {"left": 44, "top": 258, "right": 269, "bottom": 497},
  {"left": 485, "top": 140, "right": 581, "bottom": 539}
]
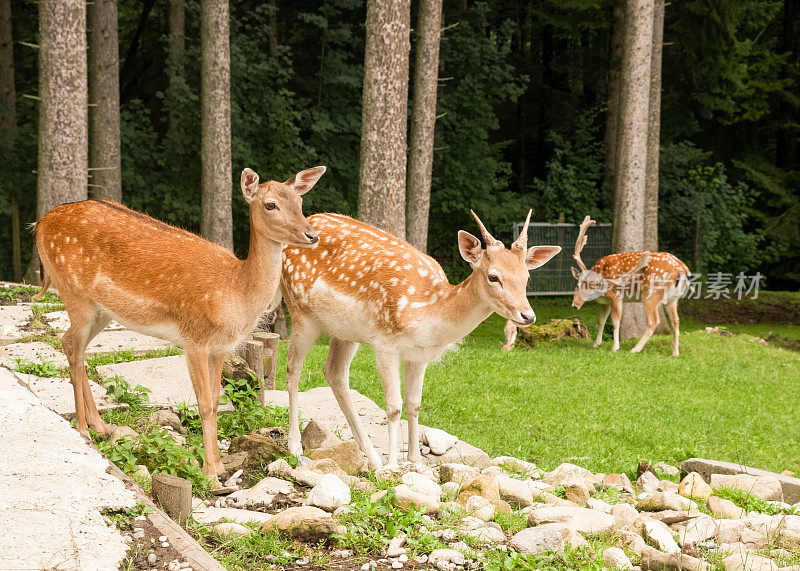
[
  {"left": 713, "top": 487, "right": 799, "bottom": 516},
  {"left": 591, "top": 485, "right": 625, "bottom": 505},
  {"left": 96, "top": 427, "right": 211, "bottom": 495},
  {"left": 484, "top": 544, "right": 604, "bottom": 570},
  {"left": 188, "top": 520, "right": 302, "bottom": 569},
  {"left": 492, "top": 510, "right": 528, "bottom": 534},
  {"left": 31, "top": 302, "right": 65, "bottom": 318},
  {"left": 0, "top": 285, "right": 62, "bottom": 305},
  {"left": 100, "top": 375, "right": 151, "bottom": 408},
  {"left": 85, "top": 347, "right": 182, "bottom": 380},
  {"left": 104, "top": 501, "right": 150, "bottom": 527},
  {"left": 13, "top": 355, "right": 66, "bottom": 377}
]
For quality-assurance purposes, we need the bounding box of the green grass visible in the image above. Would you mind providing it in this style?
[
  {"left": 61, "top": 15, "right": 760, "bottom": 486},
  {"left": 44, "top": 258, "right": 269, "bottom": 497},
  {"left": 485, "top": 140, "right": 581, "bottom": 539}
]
[{"left": 275, "top": 295, "right": 800, "bottom": 476}]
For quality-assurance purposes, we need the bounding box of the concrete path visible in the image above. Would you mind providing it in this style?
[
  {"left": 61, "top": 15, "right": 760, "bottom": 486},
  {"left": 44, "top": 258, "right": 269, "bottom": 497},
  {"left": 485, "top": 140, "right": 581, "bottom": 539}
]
[{"left": 0, "top": 367, "right": 136, "bottom": 570}]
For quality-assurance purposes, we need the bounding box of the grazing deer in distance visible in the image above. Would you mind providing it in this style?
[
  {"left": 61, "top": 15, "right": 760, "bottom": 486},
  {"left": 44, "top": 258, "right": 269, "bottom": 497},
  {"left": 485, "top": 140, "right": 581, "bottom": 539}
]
[
  {"left": 34, "top": 166, "right": 326, "bottom": 478},
  {"left": 570, "top": 215, "right": 690, "bottom": 356},
  {"left": 280, "top": 210, "right": 561, "bottom": 468}
]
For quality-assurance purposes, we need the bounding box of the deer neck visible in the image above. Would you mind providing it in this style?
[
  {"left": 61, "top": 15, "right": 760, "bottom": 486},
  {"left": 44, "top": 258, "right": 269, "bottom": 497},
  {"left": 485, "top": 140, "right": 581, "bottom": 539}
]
[
  {"left": 239, "top": 214, "right": 284, "bottom": 305},
  {"left": 433, "top": 273, "right": 494, "bottom": 344}
]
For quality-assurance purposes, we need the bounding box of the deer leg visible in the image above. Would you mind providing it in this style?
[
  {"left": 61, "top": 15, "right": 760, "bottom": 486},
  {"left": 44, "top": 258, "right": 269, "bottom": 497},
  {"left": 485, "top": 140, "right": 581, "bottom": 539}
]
[
  {"left": 403, "top": 360, "right": 428, "bottom": 465},
  {"left": 62, "top": 304, "right": 111, "bottom": 436},
  {"left": 610, "top": 301, "right": 622, "bottom": 351},
  {"left": 208, "top": 353, "right": 225, "bottom": 475},
  {"left": 595, "top": 304, "right": 611, "bottom": 347},
  {"left": 286, "top": 317, "right": 319, "bottom": 458},
  {"left": 185, "top": 344, "right": 220, "bottom": 478},
  {"left": 667, "top": 301, "right": 680, "bottom": 357},
  {"left": 325, "top": 338, "right": 383, "bottom": 469},
  {"left": 375, "top": 349, "right": 403, "bottom": 467},
  {"left": 631, "top": 296, "right": 661, "bottom": 353}
]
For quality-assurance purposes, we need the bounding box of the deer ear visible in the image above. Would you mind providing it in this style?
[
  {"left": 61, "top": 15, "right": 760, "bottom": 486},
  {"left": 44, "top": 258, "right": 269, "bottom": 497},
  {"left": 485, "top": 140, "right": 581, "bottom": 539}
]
[
  {"left": 571, "top": 266, "right": 581, "bottom": 279},
  {"left": 285, "top": 166, "right": 326, "bottom": 195},
  {"left": 241, "top": 168, "right": 260, "bottom": 203},
  {"left": 525, "top": 245, "right": 561, "bottom": 270},
  {"left": 458, "top": 231, "right": 483, "bottom": 267}
]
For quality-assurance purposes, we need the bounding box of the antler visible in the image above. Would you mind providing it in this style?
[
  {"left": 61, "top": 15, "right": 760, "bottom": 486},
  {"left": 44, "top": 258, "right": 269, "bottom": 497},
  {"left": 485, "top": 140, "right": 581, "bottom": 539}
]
[
  {"left": 573, "top": 215, "right": 596, "bottom": 271},
  {"left": 511, "top": 209, "right": 533, "bottom": 252},
  {"left": 470, "top": 210, "right": 504, "bottom": 249}
]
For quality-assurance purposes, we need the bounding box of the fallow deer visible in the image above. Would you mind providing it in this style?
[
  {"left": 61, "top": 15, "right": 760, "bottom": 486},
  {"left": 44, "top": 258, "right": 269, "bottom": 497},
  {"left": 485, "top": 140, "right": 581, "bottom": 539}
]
[
  {"left": 34, "top": 166, "right": 326, "bottom": 478},
  {"left": 570, "top": 215, "right": 690, "bottom": 356},
  {"left": 280, "top": 210, "right": 561, "bottom": 468}
]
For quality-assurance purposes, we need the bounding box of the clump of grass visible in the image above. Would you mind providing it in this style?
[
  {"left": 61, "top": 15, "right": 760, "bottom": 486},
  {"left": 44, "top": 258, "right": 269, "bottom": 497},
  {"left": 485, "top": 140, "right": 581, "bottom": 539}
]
[
  {"left": 189, "top": 520, "right": 304, "bottom": 568},
  {"left": 713, "top": 487, "right": 798, "bottom": 516},
  {"left": 492, "top": 510, "right": 528, "bottom": 534},
  {"left": 85, "top": 347, "right": 182, "bottom": 380},
  {"left": 31, "top": 302, "right": 65, "bottom": 318},
  {"left": 0, "top": 284, "right": 62, "bottom": 305},
  {"left": 484, "top": 544, "right": 604, "bottom": 571},
  {"left": 13, "top": 355, "right": 67, "bottom": 377}
]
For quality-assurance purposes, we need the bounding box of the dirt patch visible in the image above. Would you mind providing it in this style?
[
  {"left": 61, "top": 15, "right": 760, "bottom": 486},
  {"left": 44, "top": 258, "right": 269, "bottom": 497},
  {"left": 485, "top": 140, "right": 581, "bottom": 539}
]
[{"left": 682, "top": 293, "right": 800, "bottom": 326}]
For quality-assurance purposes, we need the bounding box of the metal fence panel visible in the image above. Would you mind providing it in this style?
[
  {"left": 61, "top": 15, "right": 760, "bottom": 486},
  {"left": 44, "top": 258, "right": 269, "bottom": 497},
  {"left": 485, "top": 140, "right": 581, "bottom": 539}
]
[{"left": 512, "top": 222, "right": 613, "bottom": 295}]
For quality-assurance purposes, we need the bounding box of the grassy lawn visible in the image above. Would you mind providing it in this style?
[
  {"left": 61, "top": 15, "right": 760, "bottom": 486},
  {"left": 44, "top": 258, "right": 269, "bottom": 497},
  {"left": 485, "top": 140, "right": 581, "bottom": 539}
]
[{"left": 275, "top": 294, "right": 800, "bottom": 478}]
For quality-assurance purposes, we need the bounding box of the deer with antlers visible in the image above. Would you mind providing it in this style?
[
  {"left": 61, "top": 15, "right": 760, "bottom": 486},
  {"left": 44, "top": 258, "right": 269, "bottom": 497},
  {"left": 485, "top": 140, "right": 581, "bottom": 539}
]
[
  {"left": 280, "top": 210, "right": 561, "bottom": 468},
  {"left": 570, "top": 215, "right": 690, "bottom": 356},
  {"left": 34, "top": 166, "right": 325, "bottom": 478}
]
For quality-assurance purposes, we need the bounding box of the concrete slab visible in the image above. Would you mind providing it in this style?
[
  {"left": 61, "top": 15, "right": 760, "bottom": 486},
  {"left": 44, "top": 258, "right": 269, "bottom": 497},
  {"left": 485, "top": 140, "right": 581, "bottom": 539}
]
[
  {"left": 681, "top": 458, "right": 800, "bottom": 504},
  {"left": 12, "top": 372, "right": 125, "bottom": 419},
  {"left": 0, "top": 304, "right": 33, "bottom": 341},
  {"left": 44, "top": 310, "right": 125, "bottom": 333},
  {"left": 96, "top": 355, "right": 231, "bottom": 412},
  {"left": 85, "top": 330, "right": 175, "bottom": 356},
  {"left": 0, "top": 341, "right": 69, "bottom": 370},
  {"left": 261, "top": 387, "right": 489, "bottom": 467},
  {"left": 0, "top": 368, "right": 136, "bottom": 570}
]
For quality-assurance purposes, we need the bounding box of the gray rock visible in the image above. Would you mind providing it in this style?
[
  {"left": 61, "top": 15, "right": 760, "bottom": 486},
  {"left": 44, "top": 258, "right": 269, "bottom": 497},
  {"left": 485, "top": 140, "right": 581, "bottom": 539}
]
[
  {"left": 603, "top": 547, "right": 633, "bottom": 570},
  {"left": 642, "top": 519, "right": 681, "bottom": 554},
  {"left": 680, "top": 458, "right": 800, "bottom": 504},
  {"left": 305, "top": 473, "right": 351, "bottom": 512},
  {"left": 676, "top": 517, "right": 719, "bottom": 546},
  {"left": 611, "top": 503, "right": 639, "bottom": 528},
  {"left": 526, "top": 506, "right": 615, "bottom": 534},
  {"left": 636, "top": 491, "right": 697, "bottom": 512},
  {"left": 655, "top": 462, "right": 680, "bottom": 477},
  {"left": 508, "top": 526, "right": 565, "bottom": 555},
  {"left": 637, "top": 471, "right": 660, "bottom": 493},
  {"left": 439, "top": 463, "right": 480, "bottom": 485},
  {"left": 423, "top": 428, "right": 458, "bottom": 455},
  {"left": 708, "top": 496, "right": 746, "bottom": 519},
  {"left": 301, "top": 420, "right": 340, "bottom": 451},
  {"left": 428, "top": 549, "right": 465, "bottom": 567},
  {"left": 149, "top": 409, "right": 186, "bottom": 434},
  {"left": 259, "top": 506, "right": 344, "bottom": 541}
]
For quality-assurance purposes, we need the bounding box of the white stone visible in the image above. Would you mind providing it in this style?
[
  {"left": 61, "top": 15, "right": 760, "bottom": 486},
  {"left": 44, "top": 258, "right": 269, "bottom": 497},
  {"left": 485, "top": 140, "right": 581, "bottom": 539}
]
[
  {"left": 587, "top": 497, "right": 612, "bottom": 514},
  {"left": 637, "top": 471, "right": 660, "bottom": 493},
  {"left": 611, "top": 503, "right": 639, "bottom": 528},
  {"left": 428, "top": 549, "right": 465, "bottom": 567},
  {"left": 603, "top": 547, "right": 633, "bottom": 570},
  {"left": 305, "top": 473, "right": 351, "bottom": 512},
  {"left": 191, "top": 506, "right": 274, "bottom": 525},
  {"left": 527, "top": 506, "right": 615, "bottom": 534},
  {"left": 677, "top": 517, "right": 719, "bottom": 546},
  {"left": 508, "top": 525, "right": 565, "bottom": 555},
  {"left": 401, "top": 472, "right": 442, "bottom": 499},
  {"left": 212, "top": 522, "right": 252, "bottom": 538},
  {"left": 543, "top": 463, "right": 594, "bottom": 488},
  {"left": 655, "top": 462, "right": 680, "bottom": 477},
  {"left": 496, "top": 475, "right": 534, "bottom": 508},
  {"left": 464, "top": 495, "right": 495, "bottom": 522},
  {"left": 643, "top": 520, "right": 681, "bottom": 554},
  {"left": 423, "top": 428, "right": 459, "bottom": 455}
]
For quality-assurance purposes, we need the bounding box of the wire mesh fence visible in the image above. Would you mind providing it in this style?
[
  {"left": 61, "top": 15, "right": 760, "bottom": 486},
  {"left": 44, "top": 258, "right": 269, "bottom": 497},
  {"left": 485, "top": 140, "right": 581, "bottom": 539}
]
[{"left": 513, "top": 222, "right": 613, "bottom": 295}]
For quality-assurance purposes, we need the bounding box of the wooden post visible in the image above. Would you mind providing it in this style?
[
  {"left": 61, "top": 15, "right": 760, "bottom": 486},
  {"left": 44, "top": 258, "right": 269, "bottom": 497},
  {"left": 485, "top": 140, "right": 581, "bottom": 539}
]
[
  {"left": 151, "top": 473, "right": 192, "bottom": 523},
  {"left": 244, "top": 340, "right": 264, "bottom": 384},
  {"left": 252, "top": 331, "right": 280, "bottom": 403}
]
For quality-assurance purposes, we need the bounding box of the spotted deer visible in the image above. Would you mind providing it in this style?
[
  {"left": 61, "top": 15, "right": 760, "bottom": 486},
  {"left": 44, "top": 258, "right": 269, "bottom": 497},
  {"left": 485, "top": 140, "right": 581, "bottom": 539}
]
[
  {"left": 570, "top": 215, "right": 690, "bottom": 356},
  {"left": 280, "top": 210, "right": 561, "bottom": 468},
  {"left": 34, "top": 166, "right": 326, "bottom": 478}
]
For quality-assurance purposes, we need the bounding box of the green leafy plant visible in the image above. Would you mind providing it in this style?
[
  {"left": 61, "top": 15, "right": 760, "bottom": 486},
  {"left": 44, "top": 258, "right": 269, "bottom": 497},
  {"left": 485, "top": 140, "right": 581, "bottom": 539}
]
[
  {"left": 485, "top": 544, "right": 604, "bottom": 571},
  {"left": 96, "top": 427, "right": 211, "bottom": 495},
  {"left": 101, "top": 375, "right": 151, "bottom": 409},
  {"left": 13, "top": 355, "right": 66, "bottom": 377}
]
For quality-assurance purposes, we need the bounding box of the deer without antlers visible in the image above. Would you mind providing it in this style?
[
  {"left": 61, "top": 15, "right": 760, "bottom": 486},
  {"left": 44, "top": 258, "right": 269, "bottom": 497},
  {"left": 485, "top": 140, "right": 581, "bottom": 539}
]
[
  {"left": 34, "top": 166, "right": 326, "bottom": 478},
  {"left": 279, "top": 210, "right": 561, "bottom": 468},
  {"left": 570, "top": 215, "right": 690, "bottom": 356}
]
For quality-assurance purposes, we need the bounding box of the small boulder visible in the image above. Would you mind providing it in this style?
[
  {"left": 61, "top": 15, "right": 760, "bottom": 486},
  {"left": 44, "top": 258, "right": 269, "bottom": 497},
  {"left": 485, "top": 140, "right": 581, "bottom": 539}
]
[
  {"left": 637, "top": 470, "right": 660, "bottom": 493},
  {"left": 457, "top": 475, "right": 501, "bottom": 506},
  {"left": 721, "top": 548, "right": 779, "bottom": 571},
  {"left": 655, "top": 462, "right": 680, "bottom": 477},
  {"left": 301, "top": 420, "right": 340, "bottom": 451},
  {"left": 491, "top": 456, "right": 538, "bottom": 477},
  {"left": 149, "top": 409, "right": 186, "bottom": 434},
  {"left": 305, "top": 473, "right": 351, "bottom": 512},
  {"left": 642, "top": 519, "right": 681, "bottom": 554},
  {"left": 307, "top": 441, "right": 368, "bottom": 476},
  {"left": 679, "top": 472, "right": 713, "bottom": 500},
  {"left": 564, "top": 483, "right": 590, "bottom": 505},
  {"left": 708, "top": 496, "right": 746, "bottom": 519},
  {"left": 212, "top": 522, "right": 252, "bottom": 538},
  {"left": 108, "top": 424, "right": 139, "bottom": 445},
  {"left": 508, "top": 525, "right": 565, "bottom": 555},
  {"left": 636, "top": 491, "right": 697, "bottom": 512},
  {"left": 259, "top": 506, "right": 343, "bottom": 542},
  {"left": 441, "top": 481, "right": 460, "bottom": 501},
  {"left": 543, "top": 463, "right": 594, "bottom": 488},
  {"left": 526, "top": 506, "right": 615, "bottom": 534},
  {"left": 423, "top": 428, "right": 458, "bottom": 455},
  {"left": 229, "top": 433, "right": 287, "bottom": 466},
  {"left": 464, "top": 495, "right": 495, "bottom": 522},
  {"left": 710, "top": 474, "right": 783, "bottom": 502},
  {"left": 676, "top": 516, "right": 719, "bottom": 546},
  {"left": 371, "top": 485, "right": 440, "bottom": 514},
  {"left": 439, "top": 463, "right": 480, "bottom": 485},
  {"left": 401, "top": 471, "right": 442, "bottom": 499},
  {"left": 611, "top": 502, "right": 639, "bottom": 528},
  {"left": 496, "top": 475, "right": 534, "bottom": 508},
  {"left": 604, "top": 473, "right": 635, "bottom": 495},
  {"left": 229, "top": 476, "right": 295, "bottom": 508},
  {"left": 603, "top": 547, "right": 633, "bottom": 570},
  {"left": 428, "top": 549, "right": 465, "bottom": 568}
]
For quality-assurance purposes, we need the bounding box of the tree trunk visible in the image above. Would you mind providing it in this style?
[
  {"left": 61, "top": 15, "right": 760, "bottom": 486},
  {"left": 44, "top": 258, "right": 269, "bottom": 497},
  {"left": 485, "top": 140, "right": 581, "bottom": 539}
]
[
  {"left": 612, "top": 0, "right": 654, "bottom": 341},
  {"left": 1, "top": 0, "right": 20, "bottom": 281},
  {"left": 37, "top": 0, "right": 89, "bottom": 218},
  {"left": 405, "top": 0, "right": 442, "bottom": 253},
  {"left": 643, "top": 0, "right": 663, "bottom": 253},
  {"left": 603, "top": 4, "right": 625, "bottom": 193},
  {"left": 357, "top": 0, "right": 411, "bottom": 239},
  {"left": 200, "top": 0, "right": 233, "bottom": 250},
  {"left": 167, "top": 0, "right": 184, "bottom": 136},
  {"left": 88, "top": 0, "right": 122, "bottom": 202}
]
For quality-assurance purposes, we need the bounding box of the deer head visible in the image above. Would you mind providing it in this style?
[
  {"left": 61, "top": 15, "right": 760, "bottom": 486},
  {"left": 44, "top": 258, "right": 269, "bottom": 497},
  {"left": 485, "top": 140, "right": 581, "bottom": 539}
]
[
  {"left": 240, "top": 166, "right": 326, "bottom": 247},
  {"left": 458, "top": 210, "right": 561, "bottom": 326}
]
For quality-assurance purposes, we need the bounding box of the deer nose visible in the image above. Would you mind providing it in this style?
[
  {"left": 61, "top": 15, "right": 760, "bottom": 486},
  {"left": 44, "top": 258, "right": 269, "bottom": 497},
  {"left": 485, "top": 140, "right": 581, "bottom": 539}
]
[
  {"left": 518, "top": 310, "right": 536, "bottom": 325},
  {"left": 305, "top": 231, "right": 319, "bottom": 244}
]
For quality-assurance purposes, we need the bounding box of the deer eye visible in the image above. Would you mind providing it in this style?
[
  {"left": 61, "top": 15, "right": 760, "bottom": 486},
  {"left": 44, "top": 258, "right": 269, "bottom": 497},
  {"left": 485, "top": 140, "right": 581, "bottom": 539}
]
[
  {"left": 265, "top": 202, "right": 277, "bottom": 211},
  {"left": 488, "top": 274, "right": 499, "bottom": 283}
]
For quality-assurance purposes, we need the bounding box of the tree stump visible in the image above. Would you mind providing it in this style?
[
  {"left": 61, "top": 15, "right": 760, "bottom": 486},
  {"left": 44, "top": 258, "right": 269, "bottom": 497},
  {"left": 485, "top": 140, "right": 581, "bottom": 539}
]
[
  {"left": 252, "top": 332, "right": 280, "bottom": 402},
  {"left": 513, "top": 319, "right": 590, "bottom": 349},
  {"left": 151, "top": 473, "right": 192, "bottom": 523}
]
